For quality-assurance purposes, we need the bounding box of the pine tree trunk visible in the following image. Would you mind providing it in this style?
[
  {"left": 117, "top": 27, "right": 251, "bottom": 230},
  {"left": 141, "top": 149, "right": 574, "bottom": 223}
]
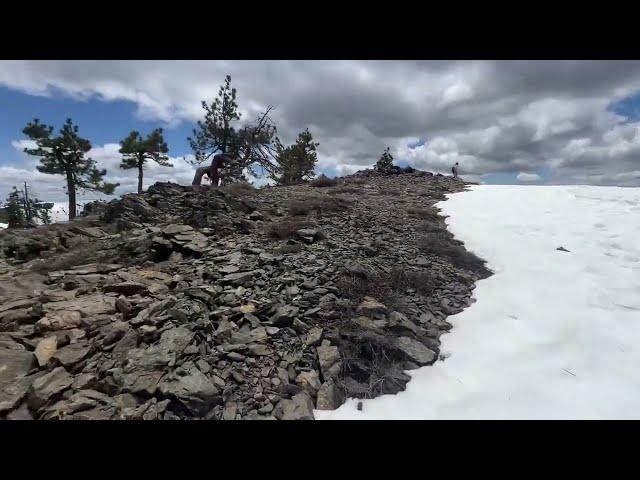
[
  {"left": 138, "top": 161, "right": 144, "bottom": 194},
  {"left": 66, "top": 171, "right": 77, "bottom": 220}
]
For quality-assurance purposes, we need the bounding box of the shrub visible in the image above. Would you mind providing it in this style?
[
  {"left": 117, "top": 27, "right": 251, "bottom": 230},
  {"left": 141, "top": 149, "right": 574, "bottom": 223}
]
[
  {"left": 418, "top": 232, "right": 489, "bottom": 275},
  {"left": 221, "top": 182, "right": 255, "bottom": 195},
  {"left": 286, "top": 195, "right": 351, "bottom": 216},
  {"left": 328, "top": 186, "right": 363, "bottom": 195},
  {"left": 377, "top": 188, "right": 401, "bottom": 196},
  {"left": 407, "top": 207, "right": 441, "bottom": 222},
  {"left": 310, "top": 174, "right": 339, "bottom": 187},
  {"left": 266, "top": 218, "right": 313, "bottom": 240},
  {"left": 417, "top": 220, "right": 445, "bottom": 234},
  {"left": 30, "top": 242, "right": 102, "bottom": 274},
  {"left": 275, "top": 243, "right": 304, "bottom": 254},
  {"left": 345, "top": 177, "right": 367, "bottom": 185}
]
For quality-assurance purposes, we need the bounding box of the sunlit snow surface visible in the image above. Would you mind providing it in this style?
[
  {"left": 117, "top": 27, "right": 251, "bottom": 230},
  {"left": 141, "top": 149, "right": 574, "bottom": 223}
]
[{"left": 316, "top": 185, "right": 640, "bottom": 419}]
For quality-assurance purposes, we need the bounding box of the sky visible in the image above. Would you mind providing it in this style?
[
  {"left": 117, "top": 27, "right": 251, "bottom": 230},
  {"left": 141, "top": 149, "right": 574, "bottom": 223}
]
[{"left": 1, "top": 60, "right": 640, "bottom": 203}]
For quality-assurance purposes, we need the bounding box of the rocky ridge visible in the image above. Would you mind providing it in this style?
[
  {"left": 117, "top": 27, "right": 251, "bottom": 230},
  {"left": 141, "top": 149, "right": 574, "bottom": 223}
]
[{"left": 0, "top": 170, "right": 490, "bottom": 420}]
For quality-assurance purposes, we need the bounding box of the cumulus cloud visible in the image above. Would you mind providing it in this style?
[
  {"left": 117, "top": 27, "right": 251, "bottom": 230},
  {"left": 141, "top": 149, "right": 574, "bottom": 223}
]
[{"left": 2, "top": 60, "right": 640, "bottom": 187}]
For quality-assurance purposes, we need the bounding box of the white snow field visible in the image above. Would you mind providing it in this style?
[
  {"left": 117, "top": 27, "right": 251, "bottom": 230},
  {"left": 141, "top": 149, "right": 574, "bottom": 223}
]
[{"left": 316, "top": 185, "right": 640, "bottom": 419}]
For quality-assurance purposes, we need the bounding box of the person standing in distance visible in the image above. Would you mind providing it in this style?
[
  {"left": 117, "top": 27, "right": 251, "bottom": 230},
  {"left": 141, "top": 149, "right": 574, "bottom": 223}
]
[{"left": 452, "top": 162, "right": 459, "bottom": 179}]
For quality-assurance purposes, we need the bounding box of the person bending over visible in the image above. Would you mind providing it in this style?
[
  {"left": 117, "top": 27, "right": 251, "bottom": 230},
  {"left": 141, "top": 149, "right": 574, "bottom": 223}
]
[{"left": 192, "top": 153, "right": 235, "bottom": 186}]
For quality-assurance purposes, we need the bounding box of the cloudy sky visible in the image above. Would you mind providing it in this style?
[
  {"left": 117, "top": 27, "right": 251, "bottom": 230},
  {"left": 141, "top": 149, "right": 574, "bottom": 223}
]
[{"left": 1, "top": 60, "right": 640, "bottom": 203}]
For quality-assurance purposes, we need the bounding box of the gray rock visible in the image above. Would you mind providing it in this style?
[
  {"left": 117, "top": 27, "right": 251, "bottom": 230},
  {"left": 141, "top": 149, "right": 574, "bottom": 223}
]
[
  {"left": 418, "top": 311, "right": 452, "bottom": 330},
  {"left": 141, "top": 399, "right": 171, "bottom": 420},
  {"left": 296, "top": 370, "right": 321, "bottom": 397},
  {"left": 265, "top": 327, "right": 280, "bottom": 336},
  {"left": 356, "top": 296, "right": 388, "bottom": 317},
  {"left": 43, "top": 295, "right": 116, "bottom": 317},
  {"left": 219, "top": 265, "right": 240, "bottom": 274},
  {"left": 158, "top": 327, "right": 195, "bottom": 355},
  {"left": 0, "top": 298, "right": 39, "bottom": 314},
  {"left": 305, "top": 327, "right": 323, "bottom": 347},
  {"left": 316, "top": 380, "right": 344, "bottom": 410},
  {"left": 115, "top": 297, "right": 133, "bottom": 319},
  {"left": 273, "top": 392, "right": 315, "bottom": 420},
  {"left": 104, "top": 282, "right": 150, "bottom": 296},
  {"left": 112, "top": 329, "right": 138, "bottom": 364},
  {"left": 292, "top": 318, "right": 310, "bottom": 332},
  {"left": 28, "top": 366, "right": 74, "bottom": 410},
  {"left": 0, "top": 336, "right": 25, "bottom": 350},
  {"left": 168, "top": 299, "right": 209, "bottom": 322},
  {"left": 296, "top": 229, "right": 318, "bottom": 243},
  {"left": 248, "top": 344, "right": 270, "bottom": 356},
  {"left": 0, "top": 308, "right": 36, "bottom": 324},
  {"left": 196, "top": 359, "right": 211, "bottom": 374},
  {"left": 227, "top": 352, "right": 246, "bottom": 361},
  {"left": 35, "top": 310, "right": 83, "bottom": 332},
  {"left": 391, "top": 336, "right": 437, "bottom": 365},
  {"left": 6, "top": 402, "right": 33, "bottom": 420},
  {"left": 351, "top": 315, "right": 383, "bottom": 332},
  {"left": 230, "top": 326, "right": 268, "bottom": 345},
  {"left": 222, "top": 271, "right": 255, "bottom": 285},
  {"left": 34, "top": 336, "right": 58, "bottom": 367},
  {"left": 41, "top": 389, "right": 117, "bottom": 420},
  {"left": 316, "top": 343, "right": 342, "bottom": 382},
  {"left": 117, "top": 370, "right": 164, "bottom": 396},
  {"left": 164, "top": 224, "right": 193, "bottom": 235},
  {"left": 159, "top": 363, "right": 220, "bottom": 416},
  {"left": 387, "top": 311, "right": 420, "bottom": 335},
  {"left": 223, "top": 401, "right": 238, "bottom": 420},
  {"left": 0, "top": 375, "right": 41, "bottom": 413},
  {"left": 72, "top": 373, "right": 98, "bottom": 391},
  {"left": 270, "top": 305, "right": 299, "bottom": 327},
  {"left": 103, "top": 320, "right": 131, "bottom": 345},
  {"left": 0, "top": 349, "right": 36, "bottom": 388},
  {"left": 52, "top": 342, "right": 92, "bottom": 367}
]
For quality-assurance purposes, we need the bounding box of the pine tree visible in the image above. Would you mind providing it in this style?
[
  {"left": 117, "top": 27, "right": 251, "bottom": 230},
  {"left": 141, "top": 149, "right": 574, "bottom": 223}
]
[
  {"left": 188, "top": 75, "right": 281, "bottom": 184},
  {"left": 188, "top": 75, "right": 241, "bottom": 166},
  {"left": 4, "top": 185, "right": 53, "bottom": 227},
  {"left": 37, "top": 204, "right": 52, "bottom": 224},
  {"left": 5, "top": 187, "right": 25, "bottom": 228},
  {"left": 119, "top": 128, "right": 171, "bottom": 194},
  {"left": 22, "top": 118, "right": 119, "bottom": 220},
  {"left": 375, "top": 147, "right": 394, "bottom": 173},
  {"left": 270, "top": 129, "right": 319, "bottom": 186}
]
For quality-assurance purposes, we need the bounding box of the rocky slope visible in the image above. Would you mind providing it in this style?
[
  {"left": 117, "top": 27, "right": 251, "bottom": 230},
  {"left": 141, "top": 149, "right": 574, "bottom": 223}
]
[{"left": 0, "top": 170, "right": 490, "bottom": 420}]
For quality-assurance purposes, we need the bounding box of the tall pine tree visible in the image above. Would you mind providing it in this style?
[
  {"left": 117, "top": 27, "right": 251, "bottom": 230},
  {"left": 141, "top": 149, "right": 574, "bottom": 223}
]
[
  {"left": 188, "top": 75, "right": 241, "bottom": 166},
  {"left": 5, "top": 187, "right": 25, "bottom": 228},
  {"left": 119, "top": 128, "right": 171, "bottom": 194},
  {"left": 188, "top": 75, "right": 281, "bottom": 183},
  {"left": 22, "top": 118, "right": 118, "bottom": 220},
  {"left": 270, "top": 129, "right": 319, "bottom": 186}
]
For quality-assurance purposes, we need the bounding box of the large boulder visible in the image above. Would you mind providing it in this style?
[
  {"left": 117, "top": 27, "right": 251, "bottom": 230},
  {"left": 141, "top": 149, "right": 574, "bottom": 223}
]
[
  {"left": 158, "top": 362, "right": 220, "bottom": 416},
  {"left": 273, "top": 392, "right": 315, "bottom": 420},
  {"left": 28, "top": 366, "right": 74, "bottom": 410},
  {"left": 316, "top": 342, "right": 342, "bottom": 382},
  {"left": 391, "top": 336, "right": 437, "bottom": 365},
  {"left": 0, "top": 349, "right": 35, "bottom": 388},
  {"left": 316, "top": 380, "right": 345, "bottom": 410}
]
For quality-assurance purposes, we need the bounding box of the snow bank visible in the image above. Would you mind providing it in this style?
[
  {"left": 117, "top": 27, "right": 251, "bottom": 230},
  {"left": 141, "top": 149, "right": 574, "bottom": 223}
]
[
  {"left": 316, "top": 185, "right": 640, "bottom": 419},
  {"left": 49, "top": 201, "right": 102, "bottom": 223},
  {"left": 50, "top": 203, "right": 70, "bottom": 223},
  {"left": 0, "top": 223, "right": 7, "bottom": 230}
]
